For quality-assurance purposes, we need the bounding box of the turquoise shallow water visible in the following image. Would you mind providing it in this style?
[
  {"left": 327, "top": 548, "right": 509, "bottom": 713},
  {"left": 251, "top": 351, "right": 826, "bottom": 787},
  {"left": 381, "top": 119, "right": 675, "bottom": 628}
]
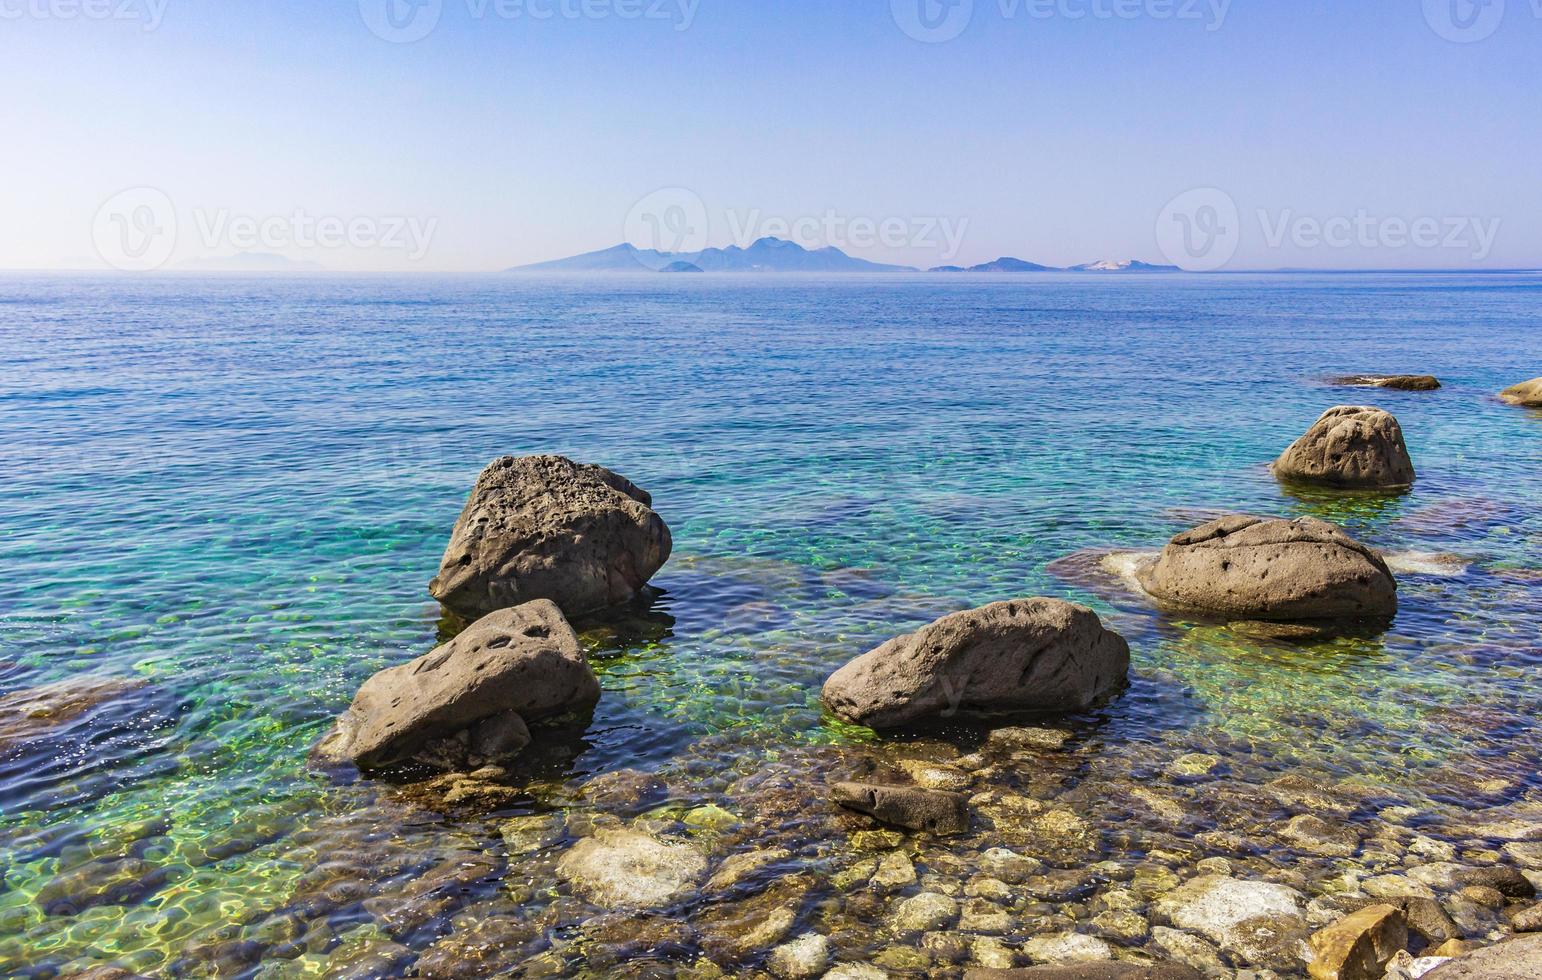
[{"left": 1, "top": 272, "right": 1540, "bottom": 976}]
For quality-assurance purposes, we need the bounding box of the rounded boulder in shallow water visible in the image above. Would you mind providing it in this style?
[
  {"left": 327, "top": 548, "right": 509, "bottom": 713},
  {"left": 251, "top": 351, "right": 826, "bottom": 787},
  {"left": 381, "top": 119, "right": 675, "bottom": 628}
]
[
  {"left": 820, "top": 598, "right": 1130, "bottom": 729},
  {"left": 428, "top": 454, "right": 671, "bottom": 619},
  {"left": 1273, "top": 405, "right": 1416, "bottom": 489},
  {"left": 1136, "top": 515, "right": 1397, "bottom": 622},
  {"left": 313, "top": 599, "right": 599, "bottom": 771},
  {"left": 1500, "top": 378, "right": 1542, "bottom": 407}
]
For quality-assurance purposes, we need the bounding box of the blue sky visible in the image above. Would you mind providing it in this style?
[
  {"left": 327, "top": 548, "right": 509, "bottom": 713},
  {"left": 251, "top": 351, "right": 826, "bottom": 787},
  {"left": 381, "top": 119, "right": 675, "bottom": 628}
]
[{"left": 2, "top": 0, "right": 1538, "bottom": 271}]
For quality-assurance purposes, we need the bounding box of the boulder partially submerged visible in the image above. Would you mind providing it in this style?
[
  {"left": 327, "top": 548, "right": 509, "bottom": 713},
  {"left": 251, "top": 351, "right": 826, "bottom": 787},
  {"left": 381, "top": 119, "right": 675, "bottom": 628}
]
[
  {"left": 1136, "top": 516, "right": 1397, "bottom": 623},
  {"left": 1499, "top": 378, "right": 1542, "bottom": 407},
  {"left": 1273, "top": 406, "right": 1415, "bottom": 490},
  {"left": 1330, "top": 375, "right": 1441, "bottom": 391},
  {"left": 429, "top": 455, "right": 671, "bottom": 620},
  {"left": 821, "top": 598, "right": 1130, "bottom": 729},
  {"left": 314, "top": 599, "right": 600, "bottom": 771}
]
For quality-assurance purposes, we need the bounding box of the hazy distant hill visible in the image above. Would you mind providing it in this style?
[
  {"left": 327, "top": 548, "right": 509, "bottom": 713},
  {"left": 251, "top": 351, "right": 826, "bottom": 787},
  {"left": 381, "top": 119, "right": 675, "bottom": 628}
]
[
  {"left": 509, "top": 237, "right": 915, "bottom": 273},
  {"left": 1068, "top": 259, "right": 1181, "bottom": 273},
  {"left": 928, "top": 257, "right": 1058, "bottom": 273},
  {"left": 931, "top": 256, "right": 1181, "bottom": 273}
]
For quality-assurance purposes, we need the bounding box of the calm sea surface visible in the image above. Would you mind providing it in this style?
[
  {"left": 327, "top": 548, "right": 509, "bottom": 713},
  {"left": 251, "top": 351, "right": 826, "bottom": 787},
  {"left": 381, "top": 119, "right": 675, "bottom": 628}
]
[{"left": 1, "top": 273, "right": 1539, "bottom": 976}]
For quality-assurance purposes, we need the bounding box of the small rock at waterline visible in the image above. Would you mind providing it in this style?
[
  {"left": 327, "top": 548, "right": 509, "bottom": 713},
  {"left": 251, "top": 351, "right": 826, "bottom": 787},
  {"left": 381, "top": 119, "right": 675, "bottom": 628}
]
[
  {"left": 821, "top": 598, "right": 1130, "bottom": 728},
  {"left": 429, "top": 454, "right": 671, "bottom": 619},
  {"left": 1273, "top": 405, "right": 1416, "bottom": 489},
  {"left": 831, "top": 781, "right": 970, "bottom": 835},
  {"left": 1499, "top": 377, "right": 1542, "bottom": 407},
  {"left": 1307, "top": 903, "right": 1406, "bottom": 980},
  {"left": 1136, "top": 515, "right": 1397, "bottom": 622},
  {"left": 313, "top": 599, "right": 599, "bottom": 771},
  {"left": 1330, "top": 374, "right": 1441, "bottom": 391}
]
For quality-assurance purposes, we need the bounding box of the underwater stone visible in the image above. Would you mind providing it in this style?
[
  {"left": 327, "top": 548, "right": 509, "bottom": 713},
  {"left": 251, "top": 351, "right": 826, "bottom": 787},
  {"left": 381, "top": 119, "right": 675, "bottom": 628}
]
[
  {"left": 1137, "top": 515, "right": 1397, "bottom": 622},
  {"left": 1019, "top": 932, "right": 1115, "bottom": 964},
  {"left": 822, "top": 598, "right": 1129, "bottom": 728},
  {"left": 890, "top": 892, "right": 960, "bottom": 934},
  {"left": 1272, "top": 405, "right": 1416, "bottom": 489},
  {"left": 313, "top": 599, "right": 598, "bottom": 771},
  {"left": 832, "top": 782, "right": 970, "bottom": 836},
  {"left": 428, "top": 454, "right": 671, "bottom": 619},
  {"left": 1152, "top": 875, "right": 1309, "bottom": 967},
  {"left": 768, "top": 932, "right": 830, "bottom": 979},
  {"left": 555, "top": 829, "right": 707, "bottom": 909},
  {"left": 1280, "top": 814, "right": 1361, "bottom": 858}
]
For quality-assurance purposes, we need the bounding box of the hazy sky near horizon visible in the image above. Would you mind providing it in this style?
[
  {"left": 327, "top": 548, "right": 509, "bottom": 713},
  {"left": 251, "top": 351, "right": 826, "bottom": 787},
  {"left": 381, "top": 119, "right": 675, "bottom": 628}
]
[{"left": 3, "top": 0, "right": 1539, "bottom": 272}]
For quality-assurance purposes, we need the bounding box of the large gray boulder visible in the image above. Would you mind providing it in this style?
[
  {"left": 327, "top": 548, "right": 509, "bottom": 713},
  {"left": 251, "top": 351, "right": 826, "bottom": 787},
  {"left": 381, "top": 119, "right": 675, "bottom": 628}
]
[
  {"left": 1500, "top": 378, "right": 1542, "bottom": 407},
  {"left": 1137, "top": 516, "right": 1397, "bottom": 622},
  {"left": 429, "top": 455, "right": 671, "bottom": 620},
  {"left": 1273, "top": 406, "right": 1415, "bottom": 490},
  {"left": 821, "top": 598, "right": 1129, "bottom": 729},
  {"left": 315, "top": 599, "right": 600, "bottom": 771},
  {"left": 1423, "top": 934, "right": 1542, "bottom": 979}
]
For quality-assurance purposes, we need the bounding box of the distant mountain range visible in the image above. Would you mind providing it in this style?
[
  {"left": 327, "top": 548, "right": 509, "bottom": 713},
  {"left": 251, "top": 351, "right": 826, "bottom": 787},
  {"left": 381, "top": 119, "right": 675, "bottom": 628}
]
[
  {"left": 930, "top": 257, "right": 1180, "bottom": 274},
  {"left": 509, "top": 237, "right": 913, "bottom": 273},
  {"left": 509, "top": 238, "right": 1181, "bottom": 274}
]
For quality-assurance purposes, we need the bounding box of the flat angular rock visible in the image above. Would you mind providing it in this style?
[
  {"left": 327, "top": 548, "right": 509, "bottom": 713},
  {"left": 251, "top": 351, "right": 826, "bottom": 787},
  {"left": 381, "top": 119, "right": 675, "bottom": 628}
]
[
  {"left": 1307, "top": 904, "right": 1406, "bottom": 980},
  {"left": 1331, "top": 375, "right": 1441, "bottom": 391},
  {"left": 1273, "top": 406, "right": 1416, "bottom": 489},
  {"left": 821, "top": 598, "right": 1129, "bottom": 729},
  {"left": 314, "top": 599, "right": 599, "bottom": 770},
  {"left": 1136, "top": 516, "right": 1397, "bottom": 622},
  {"left": 555, "top": 829, "right": 707, "bottom": 909},
  {"left": 429, "top": 454, "right": 671, "bottom": 619},
  {"left": 832, "top": 781, "right": 970, "bottom": 835},
  {"left": 1499, "top": 378, "right": 1542, "bottom": 407}
]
